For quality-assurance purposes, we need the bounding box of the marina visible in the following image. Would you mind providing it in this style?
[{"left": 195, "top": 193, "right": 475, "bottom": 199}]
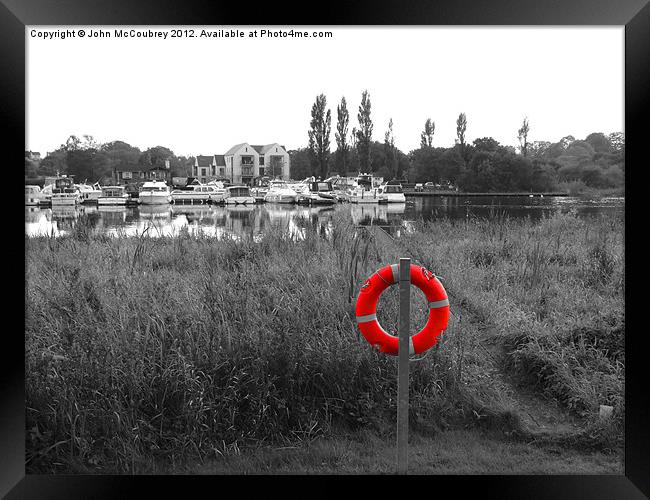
[{"left": 25, "top": 194, "right": 624, "bottom": 239}]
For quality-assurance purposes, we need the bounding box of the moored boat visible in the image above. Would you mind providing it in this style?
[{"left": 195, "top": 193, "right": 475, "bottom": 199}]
[
  {"left": 171, "top": 183, "right": 222, "bottom": 204},
  {"left": 250, "top": 177, "right": 270, "bottom": 203},
  {"left": 205, "top": 181, "right": 228, "bottom": 204},
  {"left": 76, "top": 182, "right": 103, "bottom": 204},
  {"left": 224, "top": 185, "right": 255, "bottom": 205},
  {"left": 98, "top": 185, "right": 129, "bottom": 205},
  {"left": 376, "top": 183, "right": 406, "bottom": 203},
  {"left": 139, "top": 180, "right": 171, "bottom": 205},
  {"left": 348, "top": 186, "right": 380, "bottom": 204},
  {"left": 38, "top": 184, "right": 53, "bottom": 206},
  {"left": 299, "top": 181, "right": 338, "bottom": 205},
  {"left": 264, "top": 180, "right": 298, "bottom": 204},
  {"left": 51, "top": 177, "right": 79, "bottom": 206},
  {"left": 25, "top": 185, "right": 43, "bottom": 206}
]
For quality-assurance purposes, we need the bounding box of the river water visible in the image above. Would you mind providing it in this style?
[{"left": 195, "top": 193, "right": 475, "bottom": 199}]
[{"left": 25, "top": 195, "right": 625, "bottom": 239}]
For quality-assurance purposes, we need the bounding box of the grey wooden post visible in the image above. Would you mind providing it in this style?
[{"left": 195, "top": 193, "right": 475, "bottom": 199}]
[{"left": 397, "top": 258, "right": 410, "bottom": 474}]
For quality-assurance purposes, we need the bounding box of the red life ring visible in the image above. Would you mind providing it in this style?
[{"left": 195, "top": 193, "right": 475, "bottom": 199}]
[{"left": 355, "top": 264, "right": 450, "bottom": 356}]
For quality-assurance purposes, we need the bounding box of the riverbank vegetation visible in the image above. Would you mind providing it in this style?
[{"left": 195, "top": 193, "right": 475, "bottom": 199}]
[
  {"left": 25, "top": 210, "right": 624, "bottom": 473},
  {"left": 293, "top": 91, "right": 624, "bottom": 193},
  {"left": 26, "top": 92, "right": 624, "bottom": 196}
]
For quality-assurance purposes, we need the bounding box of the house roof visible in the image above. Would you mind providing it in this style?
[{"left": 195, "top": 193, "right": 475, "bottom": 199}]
[
  {"left": 225, "top": 143, "right": 288, "bottom": 156},
  {"left": 215, "top": 155, "right": 226, "bottom": 166},
  {"left": 224, "top": 143, "right": 249, "bottom": 156},
  {"left": 115, "top": 165, "right": 160, "bottom": 173},
  {"left": 251, "top": 144, "right": 288, "bottom": 155},
  {"left": 196, "top": 155, "right": 214, "bottom": 167}
]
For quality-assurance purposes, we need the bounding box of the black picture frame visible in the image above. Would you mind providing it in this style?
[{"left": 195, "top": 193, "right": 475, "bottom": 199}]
[{"left": 5, "top": 0, "right": 647, "bottom": 497}]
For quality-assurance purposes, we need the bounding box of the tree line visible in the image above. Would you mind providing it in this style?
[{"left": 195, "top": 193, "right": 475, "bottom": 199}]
[
  {"left": 26, "top": 99, "right": 624, "bottom": 193},
  {"left": 25, "top": 135, "right": 194, "bottom": 184},
  {"left": 295, "top": 91, "right": 624, "bottom": 192}
]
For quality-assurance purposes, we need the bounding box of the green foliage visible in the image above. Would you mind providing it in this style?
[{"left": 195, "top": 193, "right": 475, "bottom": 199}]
[
  {"left": 456, "top": 112, "right": 467, "bottom": 149},
  {"left": 517, "top": 118, "right": 530, "bottom": 157},
  {"left": 288, "top": 148, "right": 313, "bottom": 180},
  {"left": 356, "top": 90, "right": 373, "bottom": 172},
  {"left": 334, "top": 97, "right": 350, "bottom": 175},
  {"left": 36, "top": 136, "right": 184, "bottom": 184},
  {"left": 585, "top": 132, "right": 611, "bottom": 154},
  {"left": 26, "top": 211, "right": 624, "bottom": 472},
  {"left": 308, "top": 94, "right": 332, "bottom": 179},
  {"left": 383, "top": 118, "right": 397, "bottom": 178},
  {"left": 420, "top": 118, "right": 435, "bottom": 148}
]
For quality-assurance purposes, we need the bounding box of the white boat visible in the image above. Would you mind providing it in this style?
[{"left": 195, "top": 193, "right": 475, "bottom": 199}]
[
  {"left": 25, "top": 185, "right": 43, "bottom": 206},
  {"left": 300, "top": 181, "right": 338, "bottom": 205},
  {"left": 139, "top": 180, "right": 171, "bottom": 205},
  {"left": 206, "top": 181, "right": 228, "bottom": 203},
  {"left": 250, "top": 177, "right": 270, "bottom": 203},
  {"left": 289, "top": 182, "right": 310, "bottom": 197},
  {"left": 356, "top": 173, "right": 383, "bottom": 190},
  {"left": 224, "top": 185, "right": 255, "bottom": 205},
  {"left": 51, "top": 177, "right": 79, "bottom": 206},
  {"left": 38, "top": 184, "right": 53, "bottom": 205},
  {"left": 98, "top": 185, "right": 129, "bottom": 205},
  {"left": 347, "top": 173, "right": 384, "bottom": 204},
  {"left": 376, "top": 183, "right": 406, "bottom": 203},
  {"left": 325, "top": 175, "right": 358, "bottom": 202},
  {"left": 76, "top": 183, "right": 102, "bottom": 204},
  {"left": 264, "top": 180, "right": 298, "bottom": 204},
  {"left": 76, "top": 182, "right": 103, "bottom": 204},
  {"left": 171, "top": 183, "right": 222, "bottom": 204},
  {"left": 348, "top": 186, "right": 380, "bottom": 204},
  {"left": 250, "top": 187, "right": 268, "bottom": 203}
]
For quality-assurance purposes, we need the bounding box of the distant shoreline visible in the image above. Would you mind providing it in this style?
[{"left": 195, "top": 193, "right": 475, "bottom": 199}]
[{"left": 403, "top": 191, "right": 570, "bottom": 197}]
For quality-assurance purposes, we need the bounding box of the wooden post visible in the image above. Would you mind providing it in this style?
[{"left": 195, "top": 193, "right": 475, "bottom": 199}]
[{"left": 397, "top": 258, "right": 410, "bottom": 474}]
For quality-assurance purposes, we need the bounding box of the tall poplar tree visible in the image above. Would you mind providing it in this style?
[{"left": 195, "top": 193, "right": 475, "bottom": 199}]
[
  {"left": 335, "top": 97, "right": 349, "bottom": 175},
  {"left": 456, "top": 113, "right": 467, "bottom": 149},
  {"left": 384, "top": 118, "right": 397, "bottom": 178},
  {"left": 420, "top": 118, "right": 435, "bottom": 148},
  {"left": 356, "top": 90, "right": 373, "bottom": 172},
  {"left": 518, "top": 117, "right": 530, "bottom": 157},
  {"left": 308, "top": 94, "right": 332, "bottom": 179}
]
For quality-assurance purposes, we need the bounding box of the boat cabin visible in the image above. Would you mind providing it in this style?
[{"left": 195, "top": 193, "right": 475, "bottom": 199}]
[
  {"left": 381, "top": 184, "right": 404, "bottom": 194},
  {"left": 309, "top": 181, "right": 334, "bottom": 193},
  {"left": 101, "top": 186, "right": 126, "bottom": 197},
  {"left": 53, "top": 177, "right": 76, "bottom": 194},
  {"left": 227, "top": 186, "right": 252, "bottom": 197}
]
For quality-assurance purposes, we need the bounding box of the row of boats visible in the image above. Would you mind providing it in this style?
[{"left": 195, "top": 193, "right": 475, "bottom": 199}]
[{"left": 25, "top": 173, "right": 407, "bottom": 207}]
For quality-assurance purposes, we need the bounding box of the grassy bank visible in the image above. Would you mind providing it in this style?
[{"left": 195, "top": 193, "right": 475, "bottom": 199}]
[
  {"left": 186, "top": 429, "right": 622, "bottom": 475},
  {"left": 25, "top": 211, "right": 624, "bottom": 473},
  {"left": 556, "top": 181, "right": 625, "bottom": 197}
]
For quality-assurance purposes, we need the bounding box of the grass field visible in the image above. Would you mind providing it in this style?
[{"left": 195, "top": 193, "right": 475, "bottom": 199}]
[{"left": 24, "top": 210, "right": 624, "bottom": 473}]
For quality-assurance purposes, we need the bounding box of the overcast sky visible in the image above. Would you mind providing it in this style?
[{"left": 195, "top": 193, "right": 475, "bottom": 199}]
[{"left": 26, "top": 26, "right": 623, "bottom": 157}]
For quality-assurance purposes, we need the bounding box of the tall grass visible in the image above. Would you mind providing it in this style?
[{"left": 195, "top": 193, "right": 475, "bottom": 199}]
[
  {"left": 25, "top": 211, "right": 624, "bottom": 472},
  {"left": 399, "top": 212, "right": 624, "bottom": 432},
  {"left": 26, "top": 216, "right": 472, "bottom": 473}
]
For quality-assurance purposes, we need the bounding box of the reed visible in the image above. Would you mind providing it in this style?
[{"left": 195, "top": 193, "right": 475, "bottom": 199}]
[{"left": 25, "top": 210, "right": 624, "bottom": 472}]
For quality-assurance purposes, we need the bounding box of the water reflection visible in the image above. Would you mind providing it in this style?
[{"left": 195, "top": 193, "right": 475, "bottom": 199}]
[{"left": 24, "top": 195, "right": 624, "bottom": 238}]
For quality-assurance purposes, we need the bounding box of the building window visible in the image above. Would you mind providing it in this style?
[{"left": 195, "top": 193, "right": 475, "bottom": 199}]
[
  {"left": 211, "top": 166, "right": 215, "bottom": 175},
  {"left": 220, "top": 167, "right": 225, "bottom": 176},
  {"left": 201, "top": 168, "right": 206, "bottom": 176},
  {"left": 259, "top": 156, "right": 265, "bottom": 166},
  {"left": 259, "top": 167, "right": 265, "bottom": 177}
]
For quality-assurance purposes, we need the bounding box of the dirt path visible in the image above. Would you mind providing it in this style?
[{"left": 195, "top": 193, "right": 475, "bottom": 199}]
[{"left": 367, "top": 225, "right": 585, "bottom": 441}]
